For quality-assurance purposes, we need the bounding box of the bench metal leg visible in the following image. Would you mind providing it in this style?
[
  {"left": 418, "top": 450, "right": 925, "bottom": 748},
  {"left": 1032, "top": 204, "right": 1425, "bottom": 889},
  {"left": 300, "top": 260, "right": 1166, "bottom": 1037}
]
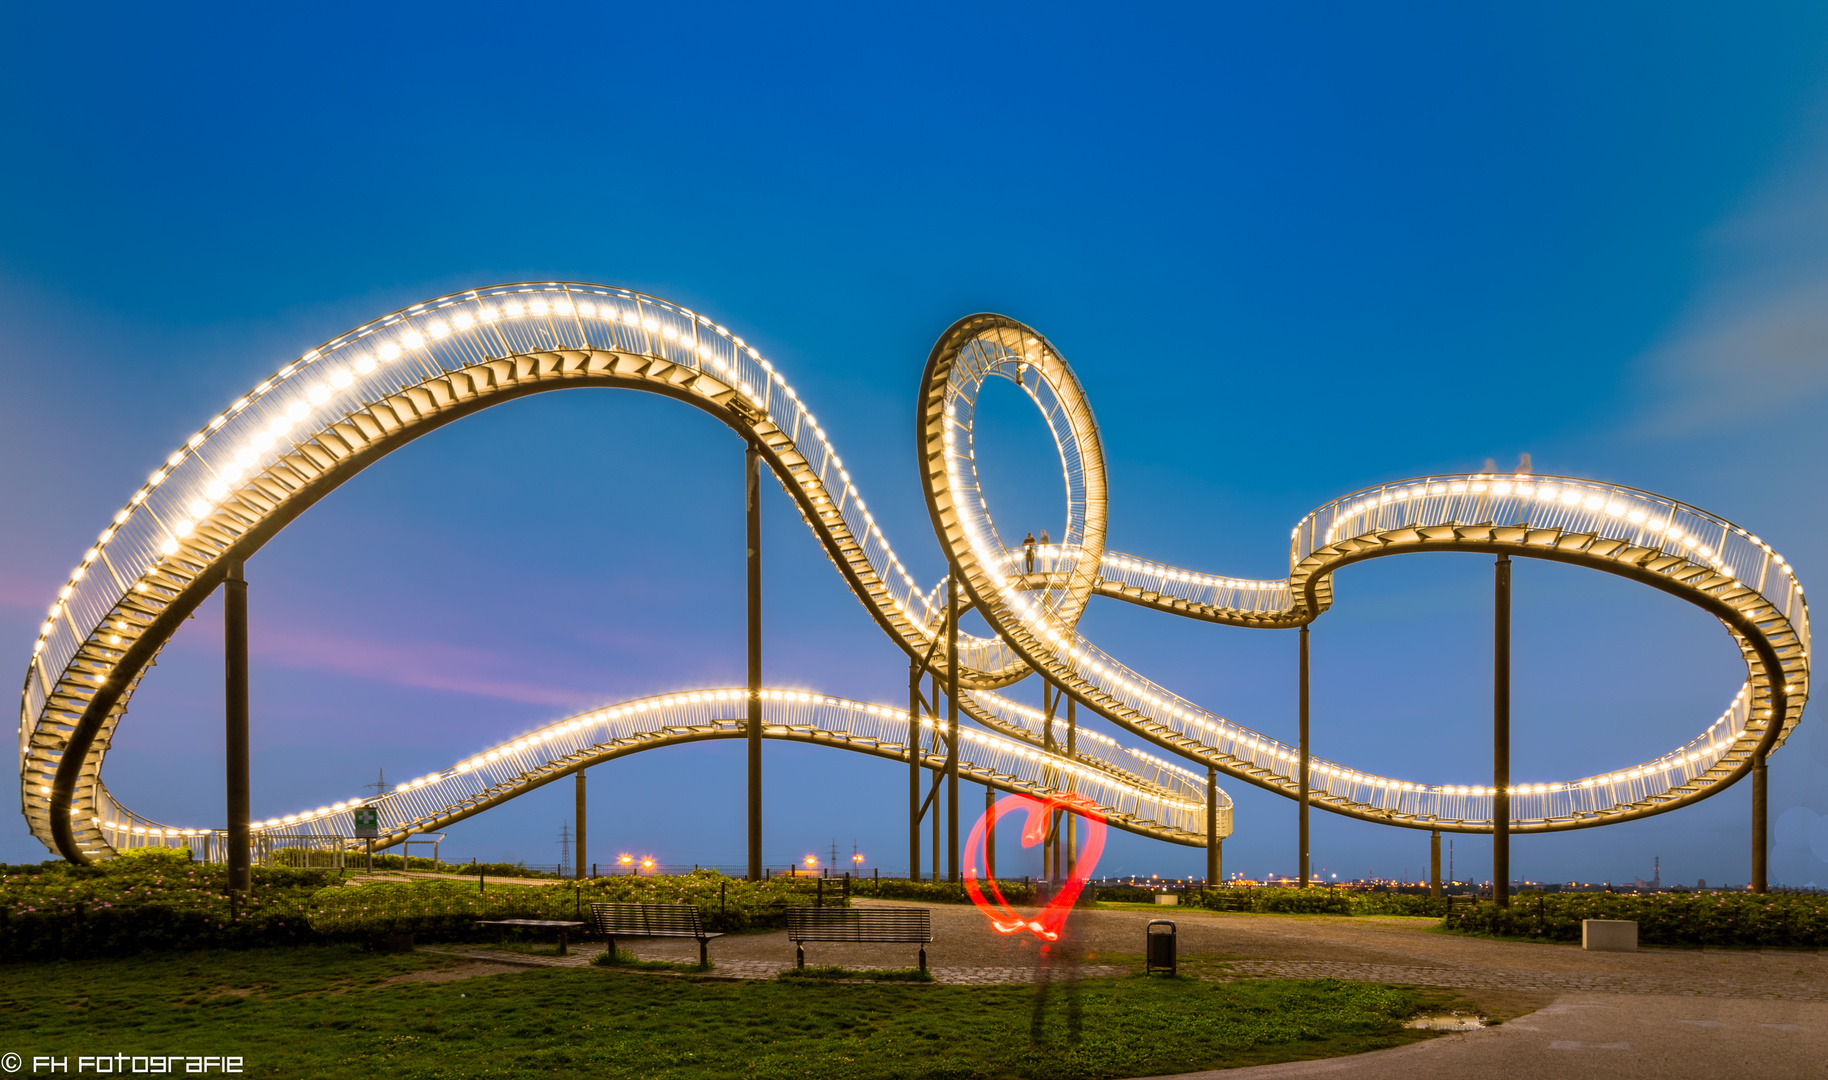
[
  {"left": 796, "top": 943, "right": 804, "bottom": 969},
  {"left": 558, "top": 929, "right": 568, "bottom": 957},
  {"left": 604, "top": 935, "right": 615, "bottom": 962},
  {"left": 919, "top": 947, "right": 927, "bottom": 974},
  {"left": 698, "top": 937, "right": 708, "bottom": 967}
]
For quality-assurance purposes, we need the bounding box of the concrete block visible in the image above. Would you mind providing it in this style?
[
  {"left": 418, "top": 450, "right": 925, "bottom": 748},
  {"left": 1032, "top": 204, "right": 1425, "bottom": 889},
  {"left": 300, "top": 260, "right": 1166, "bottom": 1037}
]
[
  {"left": 1582, "top": 919, "right": 1637, "bottom": 951},
  {"left": 1154, "top": 893, "right": 1179, "bottom": 905}
]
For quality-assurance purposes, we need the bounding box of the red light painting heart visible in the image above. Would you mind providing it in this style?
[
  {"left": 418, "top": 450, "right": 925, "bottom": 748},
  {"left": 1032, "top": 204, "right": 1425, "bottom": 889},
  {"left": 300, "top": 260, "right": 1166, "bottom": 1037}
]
[{"left": 964, "top": 792, "right": 1107, "bottom": 941}]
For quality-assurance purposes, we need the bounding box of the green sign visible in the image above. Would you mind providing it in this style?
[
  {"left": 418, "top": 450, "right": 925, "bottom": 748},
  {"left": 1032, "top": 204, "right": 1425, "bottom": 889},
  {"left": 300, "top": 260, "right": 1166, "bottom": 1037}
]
[{"left": 353, "top": 805, "right": 379, "bottom": 838}]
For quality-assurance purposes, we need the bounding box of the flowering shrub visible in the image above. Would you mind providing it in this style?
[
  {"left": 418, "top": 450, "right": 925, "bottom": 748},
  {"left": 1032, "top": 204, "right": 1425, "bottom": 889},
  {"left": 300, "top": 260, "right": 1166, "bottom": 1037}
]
[
  {"left": 1347, "top": 892, "right": 1451, "bottom": 917},
  {"left": 305, "top": 880, "right": 553, "bottom": 941},
  {"left": 578, "top": 869, "right": 832, "bottom": 931},
  {"left": 0, "top": 859, "right": 333, "bottom": 960},
  {"left": 1183, "top": 887, "right": 1352, "bottom": 915},
  {"left": 853, "top": 877, "right": 1038, "bottom": 905},
  {"left": 1443, "top": 892, "right": 1828, "bottom": 947},
  {"left": 284, "top": 852, "right": 563, "bottom": 878},
  {"left": 306, "top": 869, "right": 833, "bottom": 941}
]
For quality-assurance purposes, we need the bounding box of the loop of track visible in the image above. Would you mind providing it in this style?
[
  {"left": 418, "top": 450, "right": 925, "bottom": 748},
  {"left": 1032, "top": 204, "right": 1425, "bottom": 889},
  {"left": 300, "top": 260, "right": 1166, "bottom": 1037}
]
[{"left": 17, "top": 286, "right": 1807, "bottom": 862}]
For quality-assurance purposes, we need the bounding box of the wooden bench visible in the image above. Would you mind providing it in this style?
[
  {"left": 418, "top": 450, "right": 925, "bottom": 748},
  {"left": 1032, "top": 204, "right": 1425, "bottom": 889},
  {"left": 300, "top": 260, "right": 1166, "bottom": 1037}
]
[
  {"left": 787, "top": 906, "right": 932, "bottom": 972},
  {"left": 589, "top": 902, "right": 724, "bottom": 966},
  {"left": 475, "top": 918, "right": 586, "bottom": 956}
]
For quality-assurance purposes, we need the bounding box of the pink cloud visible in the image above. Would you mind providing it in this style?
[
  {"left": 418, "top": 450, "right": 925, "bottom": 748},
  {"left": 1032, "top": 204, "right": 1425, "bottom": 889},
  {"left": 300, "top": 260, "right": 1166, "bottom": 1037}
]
[
  {"left": 0, "top": 572, "right": 56, "bottom": 613},
  {"left": 4, "top": 575, "right": 590, "bottom": 707},
  {"left": 251, "top": 624, "right": 589, "bottom": 707}
]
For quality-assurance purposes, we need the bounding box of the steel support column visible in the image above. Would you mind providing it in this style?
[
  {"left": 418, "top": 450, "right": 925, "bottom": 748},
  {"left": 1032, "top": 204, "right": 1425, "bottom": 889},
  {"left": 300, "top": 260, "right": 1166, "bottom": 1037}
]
[
  {"left": 931, "top": 671, "right": 940, "bottom": 882},
  {"left": 1494, "top": 554, "right": 1511, "bottom": 908},
  {"left": 1043, "top": 683, "right": 1056, "bottom": 881},
  {"left": 909, "top": 659, "right": 921, "bottom": 881},
  {"left": 986, "top": 783, "right": 996, "bottom": 881},
  {"left": 575, "top": 768, "right": 587, "bottom": 880},
  {"left": 1430, "top": 829, "right": 1441, "bottom": 898},
  {"left": 1753, "top": 753, "right": 1769, "bottom": 894},
  {"left": 746, "top": 442, "right": 762, "bottom": 882},
  {"left": 1298, "top": 624, "right": 1310, "bottom": 889},
  {"left": 1066, "top": 695, "right": 1077, "bottom": 880},
  {"left": 946, "top": 574, "right": 960, "bottom": 883},
  {"left": 1206, "top": 765, "right": 1220, "bottom": 885},
  {"left": 224, "top": 558, "right": 250, "bottom": 893}
]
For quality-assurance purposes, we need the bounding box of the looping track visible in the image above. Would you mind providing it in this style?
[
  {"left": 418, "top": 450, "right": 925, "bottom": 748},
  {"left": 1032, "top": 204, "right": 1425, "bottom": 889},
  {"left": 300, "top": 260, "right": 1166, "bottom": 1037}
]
[{"left": 17, "top": 285, "right": 1809, "bottom": 862}]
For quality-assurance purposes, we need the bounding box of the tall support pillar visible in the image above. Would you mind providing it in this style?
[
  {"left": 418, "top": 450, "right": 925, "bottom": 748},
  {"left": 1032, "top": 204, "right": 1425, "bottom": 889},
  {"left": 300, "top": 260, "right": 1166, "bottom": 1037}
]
[
  {"left": 931, "top": 671, "right": 940, "bottom": 882},
  {"left": 1298, "top": 624, "right": 1310, "bottom": 889},
  {"left": 1065, "top": 695, "right": 1077, "bottom": 880},
  {"left": 1753, "top": 753, "right": 1769, "bottom": 894},
  {"left": 746, "top": 443, "right": 763, "bottom": 882},
  {"left": 1429, "top": 829, "right": 1441, "bottom": 898},
  {"left": 1206, "top": 766, "right": 1220, "bottom": 885},
  {"left": 986, "top": 784, "right": 997, "bottom": 881},
  {"left": 224, "top": 558, "right": 250, "bottom": 894},
  {"left": 946, "top": 574, "right": 960, "bottom": 883},
  {"left": 575, "top": 769, "right": 587, "bottom": 880},
  {"left": 1042, "top": 684, "right": 1056, "bottom": 881},
  {"left": 909, "top": 659, "right": 921, "bottom": 882},
  {"left": 1493, "top": 554, "right": 1511, "bottom": 908}
]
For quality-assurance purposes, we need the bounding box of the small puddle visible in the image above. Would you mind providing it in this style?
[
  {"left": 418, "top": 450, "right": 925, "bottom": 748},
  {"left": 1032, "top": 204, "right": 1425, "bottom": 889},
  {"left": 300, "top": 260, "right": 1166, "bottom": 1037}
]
[{"left": 1406, "top": 1013, "right": 1486, "bottom": 1031}]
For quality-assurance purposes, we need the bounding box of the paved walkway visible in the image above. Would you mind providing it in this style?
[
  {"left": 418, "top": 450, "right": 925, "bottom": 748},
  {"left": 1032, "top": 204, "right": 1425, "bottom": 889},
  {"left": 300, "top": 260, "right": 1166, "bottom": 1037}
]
[
  {"left": 1211, "top": 957, "right": 1828, "bottom": 1001},
  {"left": 1142, "top": 995, "right": 1828, "bottom": 1080}
]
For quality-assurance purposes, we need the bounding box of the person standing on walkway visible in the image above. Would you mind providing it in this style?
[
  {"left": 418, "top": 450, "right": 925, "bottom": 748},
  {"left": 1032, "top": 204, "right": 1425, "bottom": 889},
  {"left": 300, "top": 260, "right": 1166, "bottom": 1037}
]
[{"left": 1023, "top": 532, "right": 1036, "bottom": 575}]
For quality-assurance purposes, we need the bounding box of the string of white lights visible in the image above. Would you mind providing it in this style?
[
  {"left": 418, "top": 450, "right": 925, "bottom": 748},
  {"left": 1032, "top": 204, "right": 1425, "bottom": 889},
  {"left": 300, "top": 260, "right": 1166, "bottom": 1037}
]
[
  {"left": 85, "top": 687, "right": 1221, "bottom": 854},
  {"left": 19, "top": 287, "right": 1808, "bottom": 862}
]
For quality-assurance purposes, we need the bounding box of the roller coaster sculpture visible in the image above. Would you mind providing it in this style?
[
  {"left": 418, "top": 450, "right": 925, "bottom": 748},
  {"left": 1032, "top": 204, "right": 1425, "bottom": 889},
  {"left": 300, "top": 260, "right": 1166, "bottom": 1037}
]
[{"left": 16, "top": 284, "right": 1811, "bottom": 883}]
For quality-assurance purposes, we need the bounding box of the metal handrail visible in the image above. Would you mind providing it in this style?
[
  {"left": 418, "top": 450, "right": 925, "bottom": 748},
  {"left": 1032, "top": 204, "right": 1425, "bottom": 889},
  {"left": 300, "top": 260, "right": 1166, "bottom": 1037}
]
[{"left": 17, "top": 286, "right": 1808, "bottom": 861}]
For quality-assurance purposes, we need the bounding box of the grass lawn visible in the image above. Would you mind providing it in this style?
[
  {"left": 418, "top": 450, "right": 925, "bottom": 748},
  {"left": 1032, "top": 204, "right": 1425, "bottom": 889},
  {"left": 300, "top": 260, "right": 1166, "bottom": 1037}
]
[{"left": 1, "top": 946, "right": 1463, "bottom": 1079}]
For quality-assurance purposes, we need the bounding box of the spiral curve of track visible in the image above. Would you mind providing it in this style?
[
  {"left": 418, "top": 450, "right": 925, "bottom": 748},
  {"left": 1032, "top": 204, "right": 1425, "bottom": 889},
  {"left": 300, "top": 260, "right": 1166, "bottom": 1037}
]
[{"left": 17, "top": 284, "right": 1811, "bottom": 863}]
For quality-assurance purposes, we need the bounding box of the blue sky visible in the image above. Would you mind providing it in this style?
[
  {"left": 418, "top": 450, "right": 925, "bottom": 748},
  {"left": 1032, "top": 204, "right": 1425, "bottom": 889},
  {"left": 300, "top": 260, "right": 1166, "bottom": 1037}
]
[{"left": 3, "top": 3, "right": 1826, "bottom": 884}]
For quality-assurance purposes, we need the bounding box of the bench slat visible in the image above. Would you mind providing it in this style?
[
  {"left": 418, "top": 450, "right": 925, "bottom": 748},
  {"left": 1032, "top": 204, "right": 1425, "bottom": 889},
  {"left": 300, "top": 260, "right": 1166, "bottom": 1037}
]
[
  {"left": 589, "top": 902, "right": 723, "bottom": 940},
  {"left": 787, "top": 907, "right": 932, "bottom": 943}
]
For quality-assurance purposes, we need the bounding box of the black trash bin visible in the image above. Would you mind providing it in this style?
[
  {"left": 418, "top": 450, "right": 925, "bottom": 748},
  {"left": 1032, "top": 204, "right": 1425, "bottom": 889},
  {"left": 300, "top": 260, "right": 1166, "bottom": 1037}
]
[{"left": 1146, "top": 919, "right": 1176, "bottom": 976}]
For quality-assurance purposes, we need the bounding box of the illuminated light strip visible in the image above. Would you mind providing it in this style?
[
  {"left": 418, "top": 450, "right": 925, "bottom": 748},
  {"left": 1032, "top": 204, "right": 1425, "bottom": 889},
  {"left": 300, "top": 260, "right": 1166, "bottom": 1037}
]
[
  {"left": 129, "top": 687, "right": 1217, "bottom": 843},
  {"left": 22, "top": 288, "right": 1807, "bottom": 861},
  {"left": 921, "top": 316, "right": 1807, "bottom": 830}
]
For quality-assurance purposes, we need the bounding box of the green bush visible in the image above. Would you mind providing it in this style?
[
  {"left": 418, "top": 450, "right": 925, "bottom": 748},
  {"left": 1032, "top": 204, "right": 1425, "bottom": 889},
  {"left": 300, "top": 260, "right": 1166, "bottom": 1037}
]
[
  {"left": 1443, "top": 891, "right": 1828, "bottom": 947},
  {"left": 370, "top": 856, "right": 562, "bottom": 878},
  {"left": 852, "top": 877, "right": 1037, "bottom": 905},
  {"left": 112, "top": 846, "right": 193, "bottom": 864},
  {"left": 306, "top": 869, "right": 832, "bottom": 942},
  {"left": 1349, "top": 892, "right": 1450, "bottom": 917},
  {"left": 1186, "top": 887, "right": 1351, "bottom": 915},
  {"left": 1091, "top": 885, "right": 1160, "bottom": 904},
  {"left": 581, "top": 870, "right": 832, "bottom": 932},
  {"left": 1, "top": 860, "right": 333, "bottom": 960}
]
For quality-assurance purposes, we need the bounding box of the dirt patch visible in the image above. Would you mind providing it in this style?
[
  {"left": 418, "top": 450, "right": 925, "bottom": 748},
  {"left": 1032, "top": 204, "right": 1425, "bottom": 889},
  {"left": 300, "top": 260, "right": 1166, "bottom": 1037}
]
[
  {"left": 380, "top": 961, "right": 526, "bottom": 986},
  {"left": 1432, "top": 986, "right": 1555, "bottom": 1023}
]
